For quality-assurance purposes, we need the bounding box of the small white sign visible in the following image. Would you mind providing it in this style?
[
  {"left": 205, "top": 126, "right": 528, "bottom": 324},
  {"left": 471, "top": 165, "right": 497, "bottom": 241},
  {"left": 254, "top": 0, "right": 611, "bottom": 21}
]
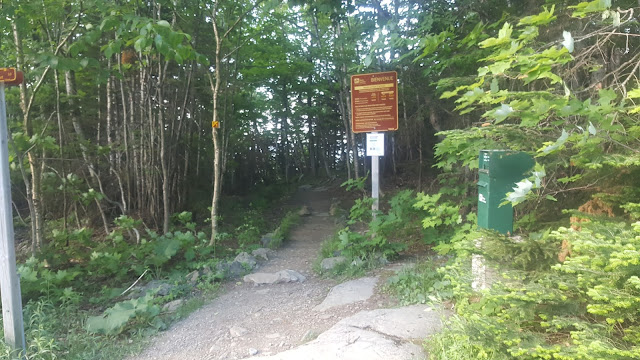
[{"left": 366, "top": 133, "right": 385, "bottom": 156}]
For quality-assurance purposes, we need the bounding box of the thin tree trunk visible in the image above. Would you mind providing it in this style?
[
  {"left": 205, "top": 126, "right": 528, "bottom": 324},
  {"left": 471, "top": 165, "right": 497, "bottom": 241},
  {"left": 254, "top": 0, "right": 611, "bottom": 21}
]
[
  {"left": 65, "top": 71, "right": 112, "bottom": 234},
  {"left": 208, "top": 37, "right": 224, "bottom": 246},
  {"left": 13, "top": 20, "right": 43, "bottom": 251}
]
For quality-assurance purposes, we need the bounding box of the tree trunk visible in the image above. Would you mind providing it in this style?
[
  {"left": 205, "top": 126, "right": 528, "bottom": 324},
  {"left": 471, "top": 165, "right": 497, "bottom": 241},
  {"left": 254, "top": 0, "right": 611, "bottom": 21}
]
[
  {"left": 65, "top": 70, "right": 112, "bottom": 234},
  {"left": 209, "top": 21, "right": 224, "bottom": 246},
  {"left": 12, "top": 20, "right": 44, "bottom": 251}
]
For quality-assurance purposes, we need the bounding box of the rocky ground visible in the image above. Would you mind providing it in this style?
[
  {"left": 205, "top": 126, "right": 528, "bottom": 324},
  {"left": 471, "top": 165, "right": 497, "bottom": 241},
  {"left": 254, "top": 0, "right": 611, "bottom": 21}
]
[{"left": 127, "top": 185, "right": 445, "bottom": 360}]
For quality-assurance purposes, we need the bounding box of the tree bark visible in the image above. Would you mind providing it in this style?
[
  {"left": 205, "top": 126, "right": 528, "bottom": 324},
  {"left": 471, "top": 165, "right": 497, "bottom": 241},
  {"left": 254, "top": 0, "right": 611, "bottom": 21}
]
[{"left": 12, "top": 20, "right": 44, "bottom": 251}]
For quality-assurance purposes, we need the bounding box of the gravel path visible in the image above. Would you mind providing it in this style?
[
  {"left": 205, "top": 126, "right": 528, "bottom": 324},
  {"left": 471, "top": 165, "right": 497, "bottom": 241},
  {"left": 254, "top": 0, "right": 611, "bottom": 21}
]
[{"left": 127, "top": 186, "right": 398, "bottom": 360}]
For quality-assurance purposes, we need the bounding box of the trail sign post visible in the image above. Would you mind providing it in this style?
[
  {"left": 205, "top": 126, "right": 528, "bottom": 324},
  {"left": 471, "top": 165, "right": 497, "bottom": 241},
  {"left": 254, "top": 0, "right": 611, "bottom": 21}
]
[
  {"left": 351, "top": 71, "right": 398, "bottom": 214},
  {"left": 0, "top": 68, "right": 26, "bottom": 356}
]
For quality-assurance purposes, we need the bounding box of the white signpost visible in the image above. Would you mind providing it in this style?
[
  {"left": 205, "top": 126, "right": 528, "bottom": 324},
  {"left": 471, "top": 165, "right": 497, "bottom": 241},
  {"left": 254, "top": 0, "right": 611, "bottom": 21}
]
[
  {"left": 367, "top": 133, "right": 384, "bottom": 212},
  {"left": 0, "top": 68, "right": 26, "bottom": 356}
]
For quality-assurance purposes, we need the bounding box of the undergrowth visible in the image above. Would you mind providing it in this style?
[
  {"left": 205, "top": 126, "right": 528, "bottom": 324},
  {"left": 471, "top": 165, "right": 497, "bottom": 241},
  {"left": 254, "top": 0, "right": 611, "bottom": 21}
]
[
  {"left": 0, "top": 187, "right": 299, "bottom": 359},
  {"left": 317, "top": 186, "right": 425, "bottom": 276}
]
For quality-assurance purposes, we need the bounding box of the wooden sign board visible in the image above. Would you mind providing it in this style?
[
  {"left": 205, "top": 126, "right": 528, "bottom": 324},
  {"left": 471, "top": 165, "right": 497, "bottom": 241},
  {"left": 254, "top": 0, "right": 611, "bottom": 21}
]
[
  {"left": 351, "top": 71, "right": 398, "bottom": 133},
  {"left": 0, "top": 68, "right": 23, "bottom": 86}
]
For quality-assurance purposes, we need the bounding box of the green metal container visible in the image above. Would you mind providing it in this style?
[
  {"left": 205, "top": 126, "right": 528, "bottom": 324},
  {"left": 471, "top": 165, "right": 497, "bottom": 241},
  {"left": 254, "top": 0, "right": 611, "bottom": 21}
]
[{"left": 477, "top": 150, "right": 534, "bottom": 234}]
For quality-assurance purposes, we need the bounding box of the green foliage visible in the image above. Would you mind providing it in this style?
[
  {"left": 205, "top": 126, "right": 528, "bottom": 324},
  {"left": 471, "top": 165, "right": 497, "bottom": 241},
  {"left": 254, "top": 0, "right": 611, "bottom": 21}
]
[
  {"left": 323, "top": 191, "right": 427, "bottom": 275},
  {"left": 429, "top": 220, "right": 640, "bottom": 360},
  {"left": 86, "top": 294, "right": 160, "bottom": 335},
  {"left": 18, "top": 257, "right": 81, "bottom": 303},
  {"left": 386, "top": 259, "right": 451, "bottom": 305},
  {"left": 335, "top": 227, "right": 406, "bottom": 262},
  {"left": 414, "top": 193, "right": 462, "bottom": 232},
  {"left": 340, "top": 173, "right": 369, "bottom": 194},
  {"left": 267, "top": 210, "right": 301, "bottom": 249},
  {"left": 347, "top": 197, "right": 374, "bottom": 225}
]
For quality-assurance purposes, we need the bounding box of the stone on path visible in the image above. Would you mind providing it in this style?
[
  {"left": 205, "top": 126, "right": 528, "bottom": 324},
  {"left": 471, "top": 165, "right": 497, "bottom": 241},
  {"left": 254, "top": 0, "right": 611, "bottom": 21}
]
[
  {"left": 162, "top": 299, "right": 184, "bottom": 313},
  {"left": 252, "top": 248, "right": 272, "bottom": 261},
  {"left": 299, "top": 205, "right": 312, "bottom": 216},
  {"left": 235, "top": 252, "right": 257, "bottom": 268},
  {"left": 320, "top": 256, "right": 346, "bottom": 271},
  {"left": 313, "top": 277, "right": 378, "bottom": 312},
  {"left": 229, "top": 326, "right": 249, "bottom": 338},
  {"left": 244, "top": 270, "right": 306, "bottom": 285},
  {"left": 251, "top": 305, "right": 444, "bottom": 360}
]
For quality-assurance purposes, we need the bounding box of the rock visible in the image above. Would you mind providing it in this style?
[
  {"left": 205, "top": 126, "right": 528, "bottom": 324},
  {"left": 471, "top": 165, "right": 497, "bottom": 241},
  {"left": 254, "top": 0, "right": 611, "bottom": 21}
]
[
  {"left": 248, "top": 348, "right": 259, "bottom": 356},
  {"left": 186, "top": 270, "right": 200, "bottom": 283},
  {"left": 329, "top": 200, "right": 340, "bottom": 216},
  {"left": 251, "top": 305, "right": 445, "bottom": 360},
  {"left": 244, "top": 272, "right": 279, "bottom": 285},
  {"left": 338, "top": 305, "right": 447, "bottom": 340},
  {"left": 261, "top": 233, "right": 277, "bottom": 247},
  {"left": 201, "top": 265, "right": 213, "bottom": 275},
  {"left": 244, "top": 270, "right": 306, "bottom": 285},
  {"left": 162, "top": 299, "right": 184, "bottom": 313},
  {"left": 376, "top": 255, "right": 389, "bottom": 266},
  {"left": 350, "top": 257, "right": 364, "bottom": 267},
  {"left": 279, "top": 269, "right": 306, "bottom": 282},
  {"left": 300, "top": 330, "right": 318, "bottom": 343},
  {"left": 217, "top": 260, "right": 248, "bottom": 278},
  {"left": 229, "top": 326, "right": 249, "bottom": 338},
  {"left": 252, "top": 248, "right": 271, "bottom": 261},
  {"left": 234, "top": 252, "right": 257, "bottom": 269},
  {"left": 298, "top": 205, "right": 312, "bottom": 216},
  {"left": 320, "top": 256, "right": 347, "bottom": 271},
  {"left": 227, "top": 261, "right": 247, "bottom": 278},
  {"left": 313, "top": 277, "right": 378, "bottom": 312},
  {"left": 128, "top": 280, "right": 173, "bottom": 299}
]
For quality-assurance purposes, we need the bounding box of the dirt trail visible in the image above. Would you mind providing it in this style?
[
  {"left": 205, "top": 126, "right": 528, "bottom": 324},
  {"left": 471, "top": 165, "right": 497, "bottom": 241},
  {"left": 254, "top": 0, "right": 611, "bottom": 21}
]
[{"left": 128, "top": 186, "right": 398, "bottom": 360}]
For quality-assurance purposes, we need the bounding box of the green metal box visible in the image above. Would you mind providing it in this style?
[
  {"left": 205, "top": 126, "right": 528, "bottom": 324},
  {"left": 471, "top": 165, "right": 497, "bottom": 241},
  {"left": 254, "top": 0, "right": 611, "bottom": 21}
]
[{"left": 477, "top": 150, "right": 534, "bottom": 234}]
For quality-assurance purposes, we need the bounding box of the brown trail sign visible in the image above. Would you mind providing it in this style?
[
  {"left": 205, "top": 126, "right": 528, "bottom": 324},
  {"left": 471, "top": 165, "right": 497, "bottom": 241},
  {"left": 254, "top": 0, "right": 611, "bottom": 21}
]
[
  {"left": 350, "top": 71, "right": 398, "bottom": 133},
  {"left": 350, "top": 71, "right": 398, "bottom": 215}
]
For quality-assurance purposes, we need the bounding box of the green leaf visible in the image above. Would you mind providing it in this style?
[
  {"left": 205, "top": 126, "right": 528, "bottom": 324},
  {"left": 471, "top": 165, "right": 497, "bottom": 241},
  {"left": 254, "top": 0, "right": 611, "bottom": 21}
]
[
  {"left": 487, "top": 104, "right": 514, "bottom": 123},
  {"left": 134, "top": 37, "right": 145, "bottom": 53},
  {"left": 490, "top": 78, "right": 499, "bottom": 93},
  {"left": 545, "top": 195, "right": 558, "bottom": 201},
  {"left": 488, "top": 60, "right": 512, "bottom": 75},
  {"left": 364, "top": 54, "right": 372, "bottom": 67},
  {"left": 157, "top": 20, "right": 171, "bottom": 28},
  {"left": 570, "top": 0, "right": 611, "bottom": 18},
  {"left": 518, "top": 5, "right": 557, "bottom": 26},
  {"left": 154, "top": 34, "right": 164, "bottom": 49},
  {"left": 627, "top": 88, "right": 640, "bottom": 99},
  {"left": 540, "top": 129, "right": 569, "bottom": 154},
  {"left": 104, "top": 44, "right": 114, "bottom": 59},
  {"left": 479, "top": 22, "right": 512, "bottom": 48}
]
